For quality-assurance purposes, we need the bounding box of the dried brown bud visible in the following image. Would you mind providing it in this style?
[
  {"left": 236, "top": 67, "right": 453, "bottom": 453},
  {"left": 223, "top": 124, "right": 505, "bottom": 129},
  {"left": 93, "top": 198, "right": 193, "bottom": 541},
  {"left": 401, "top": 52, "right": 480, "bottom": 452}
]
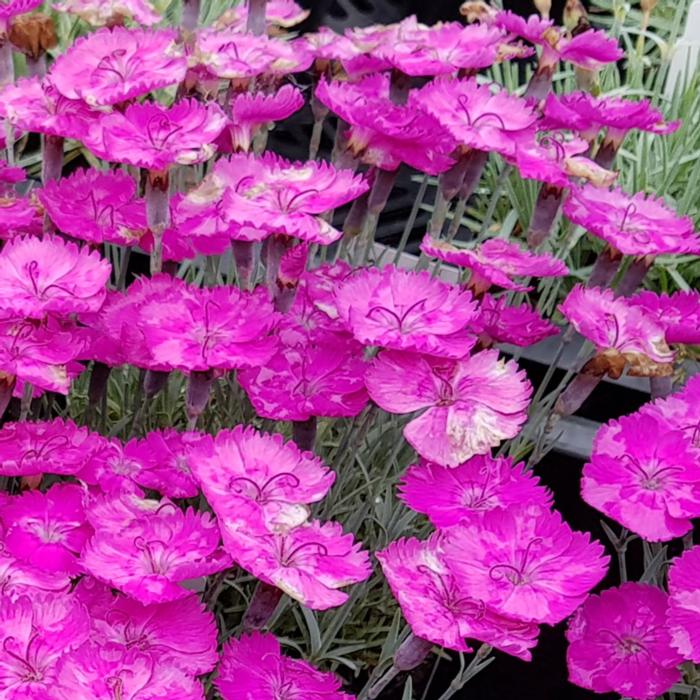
[{"left": 8, "top": 12, "right": 57, "bottom": 60}]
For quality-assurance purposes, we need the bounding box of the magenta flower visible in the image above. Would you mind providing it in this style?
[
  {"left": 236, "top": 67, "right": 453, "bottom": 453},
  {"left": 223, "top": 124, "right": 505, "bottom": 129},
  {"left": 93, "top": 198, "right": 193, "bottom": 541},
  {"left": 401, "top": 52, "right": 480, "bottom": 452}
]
[
  {"left": 0, "top": 235, "right": 111, "bottom": 319},
  {"left": 399, "top": 454, "right": 551, "bottom": 528},
  {"left": 217, "top": 632, "right": 353, "bottom": 700},
  {"left": 0, "top": 593, "right": 90, "bottom": 700},
  {"left": 0, "top": 483, "right": 90, "bottom": 574},
  {"left": 474, "top": 294, "right": 559, "bottom": 348},
  {"left": 39, "top": 168, "right": 148, "bottom": 246},
  {"left": 563, "top": 184, "right": 700, "bottom": 256},
  {"left": 366, "top": 349, "right": 532, "bottom": 467},
  {"left": 49, "top": 27, "right": 187, "bottom": 106},
  {"left": 316, "top": 74, "right": 456, "bottom": 174},
  {"left": 582, "top": 412, "right": 700, "bottom": 541},
  {"left": 220, "top": 84, "right": 304, "bottom": 153},
  {"left": 53, "top": 0, "right": 162, "bottom": 26},
  {"left": 630, "top": 290, "right": 700, "bottom": 346},
  {"left": 87, "top": 99, "right": 227, "bottom": 170},
  {"left": 0, "top": 547, "right": 71, "bottom": 599},
  {"left": 377, "top": 533, "right": 539, "bottom": 659},
  {"left": 420, "top": 236, "right": 568, "bottom": 293},
  {"left": 81, "top": 503, "right": 232, "bottom": 604},
  {"left": 238, "top": 332, "right": 369, "bottom": 422},
  {"left": 412, "top": 77, "right": 538, "bottom": 157},
  {"left": 444, "top": 504, "right": 609, "bottom": 624},
  {"left": 335, "top": 266, "right": 477, "bottom": 358},
  {"left": 91, "top": 594, "right": 218, "bottom": 676},
  {"left": 0, "top": 0, "right": 41, "bottom": 34},
  {"left": 560, "top": 285, "right": 675, "bottom": 375},
  {"left": 566, "top": 583, "right": 682, "bottom": 700},
  {"left": 77, "top": 436, "right": 147, "bottom": 495},
  {"left": 190, "top": 425, "right": 335, "bottom": 534},
  {"left": 124, "top": 429, "right": 202, "bottom": 499},
  {"left": 668, "top": 546, "right": 700, "bottom": 663},
  {"left": 295, "top": 260, "right": 355, "bottom": 326},
  {"left": 0, "top": 160, "right": 24, "bottom": 188},
  {"left": 222, "top": 520, "right": 371, "bottom": 610},
  {"left": 0, "top": 194, "right": 42, "bottom": 240}
]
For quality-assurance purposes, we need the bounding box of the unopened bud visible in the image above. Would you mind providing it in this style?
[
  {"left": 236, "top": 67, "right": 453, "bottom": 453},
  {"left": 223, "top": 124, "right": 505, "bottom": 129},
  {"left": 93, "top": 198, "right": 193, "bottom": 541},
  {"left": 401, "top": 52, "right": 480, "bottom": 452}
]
[{"left": 534, "top": 0, "right": 552, "bottom": 19}]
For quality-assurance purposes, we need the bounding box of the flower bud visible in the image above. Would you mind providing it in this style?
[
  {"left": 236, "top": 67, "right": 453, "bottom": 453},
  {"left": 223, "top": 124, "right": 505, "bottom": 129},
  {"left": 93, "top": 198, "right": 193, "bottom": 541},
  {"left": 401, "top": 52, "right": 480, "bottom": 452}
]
[{"left": 534, "top": 0, "right": 552, "bottom": 19}]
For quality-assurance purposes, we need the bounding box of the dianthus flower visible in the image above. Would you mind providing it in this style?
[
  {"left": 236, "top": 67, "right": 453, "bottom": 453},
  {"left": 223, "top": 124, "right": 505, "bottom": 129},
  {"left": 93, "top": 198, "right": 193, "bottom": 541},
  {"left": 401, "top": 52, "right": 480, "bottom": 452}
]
[
  {"left": 0, "top": 235, "right": 111, "bottom": 318},
  {"left": 298, "top": 27, "right": 363, "bottom": 68},
  {"left": 640, "top": 375, "right": 700, "bottom": 449},
  {"left": 560, "top": 285, "right": 675, "bottom": 377},
  {"left": 412, "top": 77, "right": 538, "bottom": 158},
  {"left": 86, "top": 99, "right": 227, "bottom": 170},
  {"left": 581, "top": 412, "right": 700, "bottom": 541},
  {"left": 0, "top": 593, "right": 90, "bottom": 700},
  {"left": 0, "top": 483, "right": 90, "bottom": 574},
  {"left": 49, "top": 27, "right": 186, "bottom": 106},
  {"left": 39, "top": 168, "right": 148, "bottom": 246},
  {"left": 473, "top": 294, "right": 559, "bottom": 347},
  {"left": 377, "top": 533, "right": 540, "bottom": 658},
  {"left": 315, "top": 74, "right": 456, "bottom": 174},
  {"left": 668, "top": 546, "right": 700, "bottom": 663},
  {"left": 91, "top": 594, "right": 218, "bottom": 676},
  {"left": 444, "top": 504, "right": 609, "bottom": 624},
  {"left": 215, "top": 0, "right": 310, "bottom": 30},
  {"left": 564, "top": 185, "right": 700, "bottom": 256},
  {"left": 630, "top": 290, "right": 700, "bottom": 346},
  {"left": 221, "top": 519, "right": 371, "bottom": 610},
  {"left": 84, "top": 492, "right": 163, "bottom": 532},
  {"left": 366, "top": 349, "right": 532, "bottom": 467},
  {"left": 76, "top": 435, "right": 147, "bottom": 495},
  {"left": 0, "top": 546, "right": 71, "bottom": 599},
  {"left": 53, "top": 0, "right": 161, "bottom": 26},
  {"left": 81, "top": 503, "right": 231, "bottom": 604},
  {"left": 335, "top": 266, "right": 477, "bottom": 358},
  {"left": 191, "top": 425, "right": 335, "bottom": 534},
  {"left": 566, "top": 583, "right": 682, "bottom": 700},
  {"left": 420, "top": 236, "right": 568, "bottom": 294},
  {"left": 217, "top": 632, "right": 353, "bottom": 700},
  {"left": 400, "top": 454, "right": 551, "bottom": 528},
  {"left": 0, "top": 193, "right": 42, "bottom": 239}
]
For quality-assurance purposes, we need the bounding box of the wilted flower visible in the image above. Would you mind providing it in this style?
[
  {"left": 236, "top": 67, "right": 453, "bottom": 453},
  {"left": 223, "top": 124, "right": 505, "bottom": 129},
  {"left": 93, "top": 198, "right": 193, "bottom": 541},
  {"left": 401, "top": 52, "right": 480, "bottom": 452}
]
[
  {"left": 53, "top": 0, "right": 161, "bottom": 26},
  {"left": 366, "top": 349, "right": 532, "bottom": 467},
  {"left": 630, "top": 290, "right": 700, "bottom": 345},
  {"left": 444, "top": 504, "right": 609, "bottom": 624},
  {"left": 377, "top": 533, "right": 540, "bottom": 658},
  {"left": 400, "top": 454, "right": 552, "bottom": 527},
  {"left": 474, "top": 294, "right": 559, "bottom": 347},
  {"left": 335, "top": 266, "right": 477, "bottom": 358},
  {"left": 217, "top": 632, "right": 353, "bottom": 700},
  {"left": 668, "top": 545, "right": 700, "bottom": 663},
  {"left": 49, "top": 27, "right": 186, "bottom": 106},
  {"left": 582, "top": 412, "right": 700, "bottom": 541},
  {"left": 566, "top": 583, "right": 682, "bottom": 700}
]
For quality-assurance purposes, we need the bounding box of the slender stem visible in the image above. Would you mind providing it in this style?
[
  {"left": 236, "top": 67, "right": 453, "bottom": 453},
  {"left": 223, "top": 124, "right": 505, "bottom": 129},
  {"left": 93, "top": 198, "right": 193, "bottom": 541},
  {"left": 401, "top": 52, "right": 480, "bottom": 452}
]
[
  {"left": 146, "top": 171, "right": 171, "bottom": 275},
  {"left": 445, "top": 196, "right": 468, "bottom": 241},
  {"left": 476, "top": 164, "right": 512, "bottom": 242},
  {"left": 0, "top": 39, "right": 14, "bottom": 87},
  {"left": 393, "top": 175, "right": 428, "bottom": 265}
]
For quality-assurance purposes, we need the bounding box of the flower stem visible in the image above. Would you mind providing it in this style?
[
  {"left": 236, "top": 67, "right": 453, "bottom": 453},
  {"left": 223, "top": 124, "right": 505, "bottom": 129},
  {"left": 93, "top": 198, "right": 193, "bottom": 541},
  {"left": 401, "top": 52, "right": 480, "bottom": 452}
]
[
  {"left": 146, "top": 171, "right": 171, "bottom": 275},
  {"left": 554, "top": 370, "right": 602, "bottom": 417},
  {"left": 41, "top": 134, "right": 64, "bottom": 183},
  {"left": 588, "top": 246, "right": 621, "bottom": 288},
  {"left": 527, "top": 184, "right": 564, "bottom": 248}
]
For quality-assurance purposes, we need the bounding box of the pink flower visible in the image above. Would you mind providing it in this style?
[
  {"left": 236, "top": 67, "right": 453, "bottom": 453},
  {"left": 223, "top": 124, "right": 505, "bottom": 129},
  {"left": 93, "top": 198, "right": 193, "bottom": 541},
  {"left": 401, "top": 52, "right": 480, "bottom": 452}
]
[
  {"left": 0, "top": 78, "right": 100, "bottom": 140},
  {"left": 0, "top": 418, "right": 96, "bottom": 478},
  {"left": 630, "top": 290, "right": 700, "bottom": 346},
  {"left": 49, "top": 27, "right": 187, "bottom": 106},
  {"left": 0, "top": 0, "right": 41, "bottom": 33},
  {"left": 53, "top": 0, "right": 162, "bottom": 26},
  {"left": 138, "top": 284, "right": 279, "bottom": 372},
  {"left": 219, "top": 84, "right": 304, "bottom": 153},
  {"left": 77, "top": 436, "right": 146, "bottom": 494},
  {"left": 412, "top": 77, "right": 538, "bottom": 157},
  {"left": 399, "top": 454, "right": 551, "bottom": 528},
  {"left": 222, "top": 520, "right": 371, "bottom": 610},
  {"left": 238, "top": 332, "right": 369, "bottom": 422},
  {"left": 217, "top": 632, "right": 353, "bottom": 700},
  {"left": 0, "top": 483, "right": 91, "bottom": 574},
  {"left": 85, "top": 492, "right": 163, "bottom": 532},
  {"left": 560, "top": 285, "right": 675, "bottom": 373},
  {"left": 39, "top": 168, "right": 148, "bottom": 246},
  {"left": 298, "top": 27, "right": 363, "bottom": 65},
  {"left": 668, "top": 545, "right": 700, "bottom": 663},
  {"left": 377, "top": 533, "right": 540, "bottom": 658},
  {"left": 91, "top": 594, "right": 218, "bottom": 675},
  {"left": 0, "top": 235, "right": 111, "bottom": 319},
  {"left": 366, "top": 349, "right": 532, "bottom": 467},
  {"left": 55, "top": 645, "right": 205, "bottom": 700},
  {"left": 564, "top": 184, "right": 700, "bottom": 255},
  {"left": 444, "top": 504, "right": 609, "bottom": 624},
  {"left": 581, "top": 412, "right": 700, "bottom": 541},
  {"left": 87, "top": 99, "right": 227, "bottom": 170},
  {"left": 0, "top": 194, "right": 42, "bottom": 240},
  {"left": 566, "top": 583, "right": 682, "bottom": 700},
  {"left": 0, "top": 547, "right": 71, "bottom": 599},
  {"left": 124, "top": 429, "right": 203, "bottom": 499},
  {"left": 474, "top": 294, "right": 559, "bottom": 347},
  {"left": 335, "top": 266, "right": 477, "bottom": 358},
  {"left": 0, "top": 160, "right": 24, "bottom": 188},
  {"left": 316, "top": 74, "right": 456, "bottom": 174},
  {"left": 190, "top": 425, "right": 335, "bottom": 534},
  {"left": 215, "top": 152, "right": 369, "bottom": 245},
  {"left": 0, "top": 593, "right": 90, "bottom": 700},
  {"left": 81, "top": 503, "right": 231, "bottom": 604},
  {"left": 420, "top": 236, "right": 568, "bottom": 292}
]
